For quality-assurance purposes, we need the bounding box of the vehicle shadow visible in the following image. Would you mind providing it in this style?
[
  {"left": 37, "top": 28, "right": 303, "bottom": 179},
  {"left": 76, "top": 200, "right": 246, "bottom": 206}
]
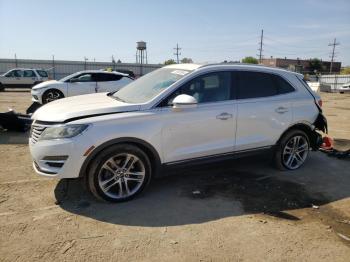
[{"left": 55, "top": 152, "right": 350, "bottom": 227}]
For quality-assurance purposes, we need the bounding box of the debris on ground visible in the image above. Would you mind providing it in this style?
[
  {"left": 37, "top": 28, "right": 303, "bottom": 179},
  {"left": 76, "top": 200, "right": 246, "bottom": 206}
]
[
  {"left": 192, "top": 190, "right": 201, "bottom": 195},
  {"left": 60, "top": 240, "right": 76, "bottom": 254},
  {"left": 26, "top": 102, "right": 42, "bottom": 114},
  {"left": 337, "top": 220, "right": 350, "bottom": 225},
  {"left": 312, "top": 204, "right": 320, "bottom": 209},
  {"left": 0, "top": 110, "right": 32, "bottom": 132},
  {"left": 337, "top": 233, "right": 350, "bottom": 242}
]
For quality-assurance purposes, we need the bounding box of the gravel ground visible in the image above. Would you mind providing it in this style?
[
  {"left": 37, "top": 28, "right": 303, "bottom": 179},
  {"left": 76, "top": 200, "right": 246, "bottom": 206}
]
[{"left": 0, "top": 90, "right": 349, "bottom": 261}]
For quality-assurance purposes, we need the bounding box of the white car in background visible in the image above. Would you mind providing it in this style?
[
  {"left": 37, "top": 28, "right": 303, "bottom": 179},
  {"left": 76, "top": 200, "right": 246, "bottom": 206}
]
[
  {"left": 31, "top": 70, "right": 133, "bottom": 104},
  {"left": 0, "top": 68, "right": 48, "bottom": 91},
  {"left": 339, "top": 81, "right": 350, "bottom": 93}
]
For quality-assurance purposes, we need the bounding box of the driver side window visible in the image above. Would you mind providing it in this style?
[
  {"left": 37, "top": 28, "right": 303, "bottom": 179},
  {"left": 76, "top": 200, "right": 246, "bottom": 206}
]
[
  {"left": 72, "top": 73, "right": 93, "bottom": 82},
  {"left": 161, "top": 72, "right": 231, "bottom": 106}
]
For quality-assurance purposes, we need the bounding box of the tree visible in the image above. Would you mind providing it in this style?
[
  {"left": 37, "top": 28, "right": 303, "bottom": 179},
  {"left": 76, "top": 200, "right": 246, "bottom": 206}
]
[
  {"left": 309, "top": 58, "right": 322, "bottom": 73},
  {"left": 164, "top": 59, "right": 176, "bottom": 65},
  {"left": 340, "top": 67, "right": 350, "bottom": 75},
  {"left": 241, "top": 56, "right": 258, "bottom": 64},
  {"left": 181, "top": 57, "right": 193, "bottom": 63}
]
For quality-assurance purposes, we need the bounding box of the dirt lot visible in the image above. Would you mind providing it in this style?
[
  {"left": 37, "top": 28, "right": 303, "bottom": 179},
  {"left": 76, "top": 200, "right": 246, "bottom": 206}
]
[{"left": 0, "top": 90, "right": 349, "bottom": 261}]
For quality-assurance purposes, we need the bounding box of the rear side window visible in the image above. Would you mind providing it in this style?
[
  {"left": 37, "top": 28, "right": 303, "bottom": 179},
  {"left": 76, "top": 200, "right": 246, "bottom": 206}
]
[
  {"left": 37, "top": 70, "right": 48, "bottom": 77},
  {"left": 272, "top": 75, "right": 295, "bottom": 94},
  {"left": 94, "top": 73, "right": 123, "bottom": 82},
  {"left": 23, "top": 70, "right": 36, "bottom": 77},
  {"left": 236, "top": 71, "right": 277, "bottom": 99}
]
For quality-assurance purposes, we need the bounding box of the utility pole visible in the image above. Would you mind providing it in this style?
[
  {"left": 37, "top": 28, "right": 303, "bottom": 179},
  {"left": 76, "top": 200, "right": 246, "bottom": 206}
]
[
  {"left": 257, "top": 29, "right": 264, "bottom": 63},
  {"left": 174, "top": 43, "right": 182, "bottom": 63},
  {"left": 52, "top": 55, "right": 56, "bottom": 79},
  {"left": 112, "top": 55, "right": 116, "bottom": 70},
  {"left": 84, "top": 57, "right": 88, "bottom": 70},
  {"left": 328, "top": 38, "right": 340, "bottom": 73},
  {"left": 15, "top": 53, "right": 18, "bottom": 67}
]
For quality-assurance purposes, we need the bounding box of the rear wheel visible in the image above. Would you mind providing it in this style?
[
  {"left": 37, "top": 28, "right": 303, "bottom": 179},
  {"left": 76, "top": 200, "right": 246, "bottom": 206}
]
[
  {"left": 274, "top": 129, "right": 310, "bottom": 170},
  {"left": 0, "top": 83, "right": 4, "bottom": 92},
  {"left": 42, "top": 89, "right": 64, "bottom": 104},
  {"left": 87, "top": 144, "right": 152, "bottom": 202}
]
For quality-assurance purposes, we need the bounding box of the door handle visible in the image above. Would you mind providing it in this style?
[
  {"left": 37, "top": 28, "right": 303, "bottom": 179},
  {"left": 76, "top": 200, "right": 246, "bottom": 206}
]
[
  {"left": 275, "top": 107, "right": 289, "bottom": 114},
  {"left": 216, "top": 112, "right": 233, "bottom": 120}
]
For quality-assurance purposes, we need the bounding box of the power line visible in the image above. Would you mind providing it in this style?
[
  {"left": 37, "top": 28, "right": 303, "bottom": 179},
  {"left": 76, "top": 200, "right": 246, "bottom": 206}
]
[
  {"left": 328, "top": 38, "right": 340, "bottom": 73},
  {"left": 257, "top": 29, "right": 264, "bottom": 63},
  {"left": 173, "top": 43, "right": 182, "bottom": 63}
]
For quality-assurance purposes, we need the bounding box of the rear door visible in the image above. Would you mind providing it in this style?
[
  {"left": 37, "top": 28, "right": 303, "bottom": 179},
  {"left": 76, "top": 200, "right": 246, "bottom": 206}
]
[
  {"left": 67, "top": 73, "right": 96, "bottom": 97},
  {"left": 23, "top": 70, "right": 37, "bottom": 85},
  {"left": 234, "top": 71, "right": 295, "bottom": 151}
]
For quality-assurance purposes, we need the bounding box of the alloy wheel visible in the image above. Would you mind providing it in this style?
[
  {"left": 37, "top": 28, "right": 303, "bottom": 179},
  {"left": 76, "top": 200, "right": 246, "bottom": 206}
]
[
  {"left": 282, "top": 135, "right": 309, "bottom": 170},
  {"left": 97, "top": 153, "right": 146, "bottom": 200}
]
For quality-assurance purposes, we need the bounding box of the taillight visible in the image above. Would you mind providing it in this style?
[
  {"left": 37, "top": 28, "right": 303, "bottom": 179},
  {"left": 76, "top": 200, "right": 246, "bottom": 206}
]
[{"left": 317, "top": 99, "right": 322, "bottom": 107}]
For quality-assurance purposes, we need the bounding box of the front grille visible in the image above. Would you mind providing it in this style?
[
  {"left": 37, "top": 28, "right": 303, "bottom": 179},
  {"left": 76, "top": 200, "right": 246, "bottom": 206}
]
[{"left": 30, "top": 124, "right": 46, "bottom": 143}]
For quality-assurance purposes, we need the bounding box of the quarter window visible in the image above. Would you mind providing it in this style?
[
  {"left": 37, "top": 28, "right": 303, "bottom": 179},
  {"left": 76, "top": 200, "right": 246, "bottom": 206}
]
[
  {"left": 272, "top": 75, "right": 295, "bottom": 94},
  {"left": 37, "top": 70, "right": 48, "bottom": 77},
  {"left": 163, "top": 72, "right": 231, "bottom": 106},
  {"left": 236, "top": 71, "right": 277, "bottom": 99}
]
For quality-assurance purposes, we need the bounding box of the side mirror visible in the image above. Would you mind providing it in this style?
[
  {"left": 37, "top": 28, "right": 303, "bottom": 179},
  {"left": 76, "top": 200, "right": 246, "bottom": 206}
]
[
  {"left": 69, "top": 78, "right": 79, "bottom": 83},
  {"left": 172, "top": 94, "right": 197, "bottom": 111}
]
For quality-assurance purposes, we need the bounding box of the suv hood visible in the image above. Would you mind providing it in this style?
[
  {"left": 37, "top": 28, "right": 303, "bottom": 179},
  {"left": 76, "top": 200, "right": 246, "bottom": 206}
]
[{"left": 32, "top": 93, "right": 141, "bottom": 122}]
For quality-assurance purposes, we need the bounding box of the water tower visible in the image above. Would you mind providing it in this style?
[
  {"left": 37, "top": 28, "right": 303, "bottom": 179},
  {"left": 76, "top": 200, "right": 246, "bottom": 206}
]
[{"left": 136, "top": 41, "right": 147, "bottom": 76}]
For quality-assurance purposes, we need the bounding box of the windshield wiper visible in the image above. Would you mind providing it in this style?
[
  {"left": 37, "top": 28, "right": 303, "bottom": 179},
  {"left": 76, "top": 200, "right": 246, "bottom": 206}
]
[{"left": 112, "top": 95, "right": 127, "bottom": 103}]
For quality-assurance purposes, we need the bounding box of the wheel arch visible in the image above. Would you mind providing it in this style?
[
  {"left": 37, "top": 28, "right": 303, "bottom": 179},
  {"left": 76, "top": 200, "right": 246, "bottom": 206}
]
[
  {"left": 43, "top": 88, "right": 65, "bottom": 97},
  {"left": 276, "top": 122, "right": 320, "bottom": 150},
  {"left": 79, "top": 137, "right": 162, "bottom": 178},
  {"left": 42, "top": 88, "right": 65, "bottom": 103}
]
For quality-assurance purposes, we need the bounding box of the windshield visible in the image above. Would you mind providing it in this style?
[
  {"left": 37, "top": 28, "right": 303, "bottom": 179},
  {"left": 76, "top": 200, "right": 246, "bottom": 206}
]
[
  {"left": 112, "top": 68, "right": 191, "bottom": 103},
  {"left": 59, "top": 72, "right": 81, "bottom": 82}
]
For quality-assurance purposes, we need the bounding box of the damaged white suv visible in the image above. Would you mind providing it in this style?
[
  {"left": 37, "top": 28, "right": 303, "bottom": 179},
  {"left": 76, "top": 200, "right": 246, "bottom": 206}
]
[{"left": 29, "top": 64, "right": 327, "bottom": 202}]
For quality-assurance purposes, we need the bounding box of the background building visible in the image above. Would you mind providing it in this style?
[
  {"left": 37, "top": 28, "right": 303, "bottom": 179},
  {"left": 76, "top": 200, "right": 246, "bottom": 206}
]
[{"left": 261, "top": 57, "right": 341, "bottom": 74}]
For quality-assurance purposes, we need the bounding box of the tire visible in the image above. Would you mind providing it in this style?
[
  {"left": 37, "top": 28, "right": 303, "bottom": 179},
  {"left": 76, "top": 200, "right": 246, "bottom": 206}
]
[
  {"left": 87, "top": 144, "right": 152, "bottom": 202},
  {"left": 0, "top": 83, "right": 4, "bottom": 92},
  {"left": 42, "top": 89, "right": 64, "bottom": 104},
  {"left": 274, "top": 129, "right": 310, "bottom": 171}
]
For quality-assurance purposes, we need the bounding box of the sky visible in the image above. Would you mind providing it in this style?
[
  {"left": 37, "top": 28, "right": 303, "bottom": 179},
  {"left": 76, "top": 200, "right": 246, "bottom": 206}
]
[{"left": 0, "top": 0, "right": 349, "bottom": 65}]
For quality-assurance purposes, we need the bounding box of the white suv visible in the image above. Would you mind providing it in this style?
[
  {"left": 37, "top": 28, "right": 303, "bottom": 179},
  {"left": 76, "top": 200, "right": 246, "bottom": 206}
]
[
  {"left": 29, "top": 64, "right": 327, "bottom": 202},
  {"left": 31, "top": 70, "right": 133, "bottom": 104},
  {"left": 0, "top": 68, "right": 48, "bottom": 90}
]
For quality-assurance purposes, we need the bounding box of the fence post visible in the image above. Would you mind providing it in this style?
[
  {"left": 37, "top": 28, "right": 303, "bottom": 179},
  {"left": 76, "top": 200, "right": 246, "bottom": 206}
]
[{"left": 334, "top": 74, "right": 338, "bottom": 92}]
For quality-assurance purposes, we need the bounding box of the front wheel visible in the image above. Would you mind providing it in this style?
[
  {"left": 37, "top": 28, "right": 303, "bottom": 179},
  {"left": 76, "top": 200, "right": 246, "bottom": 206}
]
[
  {"left": 274, "top": 130, "right": 310, "bottom": 170},
  {"left": 87, "top": 144, "right": 152, "bottom": 202},
  {"left": 42, "top": 89, "right": 64, "bottom": 104}
]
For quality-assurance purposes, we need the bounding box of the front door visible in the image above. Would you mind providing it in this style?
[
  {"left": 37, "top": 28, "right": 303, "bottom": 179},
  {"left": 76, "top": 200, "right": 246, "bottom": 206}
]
[
  {"left": 67, "top": 73, "right": 96, "bottom": 97},
  {"left": 4, "top": 69, "right": 23, "bottom": 86},
  {"left": 160, "top": 71, "right": 236, "bottom": 163}
]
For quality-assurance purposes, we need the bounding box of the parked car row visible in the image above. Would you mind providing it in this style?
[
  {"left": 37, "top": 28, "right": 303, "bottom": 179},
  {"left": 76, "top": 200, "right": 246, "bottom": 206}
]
[
  {"left": 0, "top": 68, "right": 48, "bottom": 91},
  {"left": 29, "top": 63, "right": 327, "bottom": 202}
]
